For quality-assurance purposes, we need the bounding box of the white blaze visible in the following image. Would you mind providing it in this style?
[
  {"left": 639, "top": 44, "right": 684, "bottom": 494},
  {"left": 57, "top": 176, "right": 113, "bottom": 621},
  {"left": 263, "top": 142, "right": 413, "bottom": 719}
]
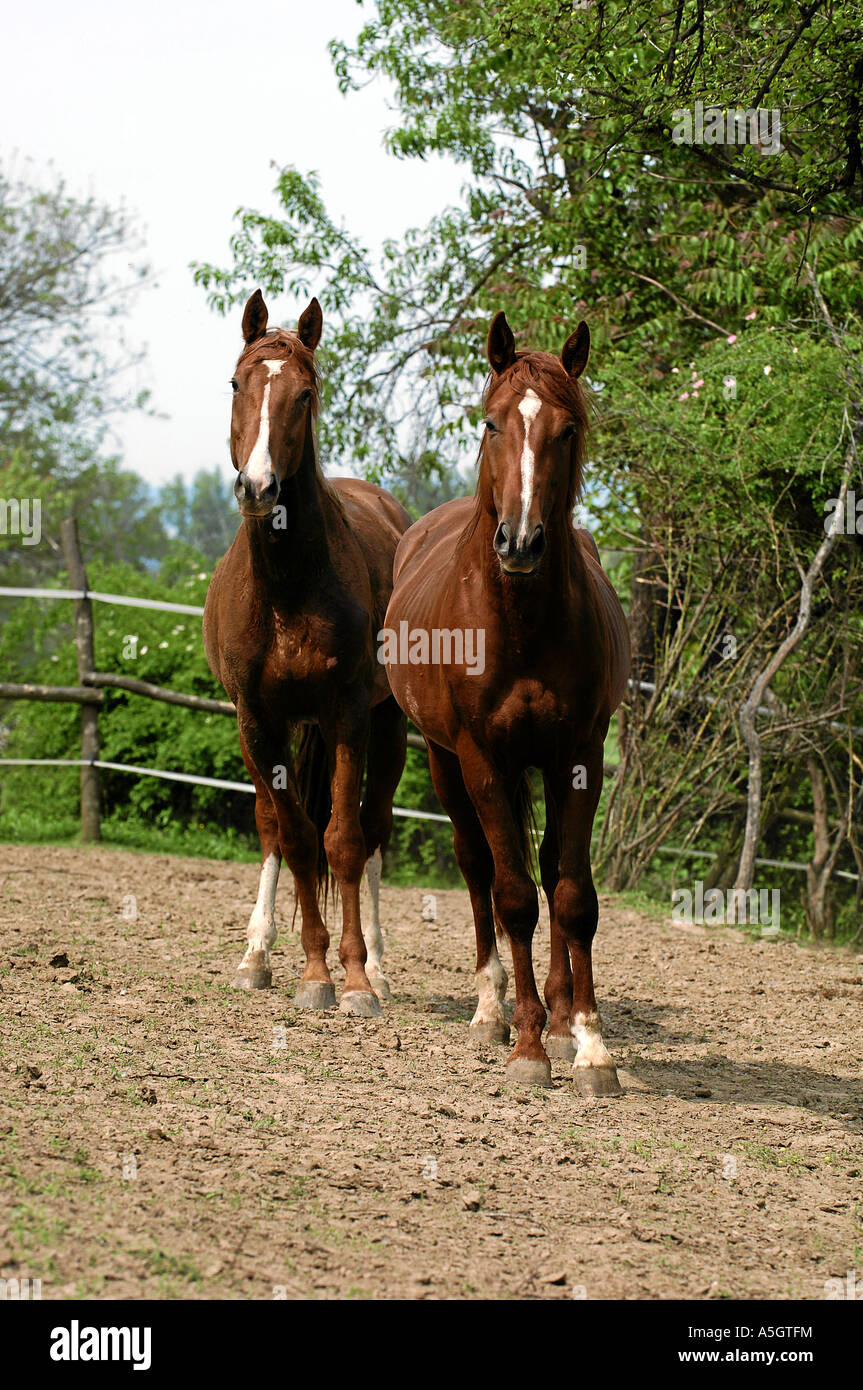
[
  {"left": 516, "top": 388, "right": 542, "bottom": 542},
  {"left": 244, "top": 361, "right": 284, "bottom": 486}
]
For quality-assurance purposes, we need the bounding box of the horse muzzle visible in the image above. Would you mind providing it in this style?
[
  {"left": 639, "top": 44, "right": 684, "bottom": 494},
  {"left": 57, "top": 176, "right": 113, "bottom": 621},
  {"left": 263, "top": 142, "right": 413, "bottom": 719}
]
[
  {"left": 234, "top": 469, "right": 279, "bottom": 516},
  {"left": 493, "top": 520, "right": 546, "bottom": 574}
]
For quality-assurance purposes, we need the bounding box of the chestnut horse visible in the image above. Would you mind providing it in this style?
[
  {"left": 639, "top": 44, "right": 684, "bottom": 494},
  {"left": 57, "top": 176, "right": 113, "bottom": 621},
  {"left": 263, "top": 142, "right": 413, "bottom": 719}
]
[
  {"left": 384, "top": 312, "right": 630, "bottom": 1091},
  {"left": 204, "top": 290, "right": 410, "bottom": 1015}
]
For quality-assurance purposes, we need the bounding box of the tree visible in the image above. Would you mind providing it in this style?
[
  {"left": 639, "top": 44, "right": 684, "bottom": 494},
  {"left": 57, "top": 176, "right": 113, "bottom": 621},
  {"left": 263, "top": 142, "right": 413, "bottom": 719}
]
[
  {"left": 193, "top": 0, "right": 863, "bottom": 474},
  {"left": 192, "top": 1, "right": 863, "bottom": 933},
  {"left": 159, "top": 467, "right": 239, "bottom": 566},
  {"left": 0, "top": 157, "right": 160, "bottom": 581}
]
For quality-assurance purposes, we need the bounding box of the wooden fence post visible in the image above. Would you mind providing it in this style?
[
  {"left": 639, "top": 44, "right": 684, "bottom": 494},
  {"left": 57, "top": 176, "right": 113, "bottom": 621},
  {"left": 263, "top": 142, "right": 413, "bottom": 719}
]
[{"left": 60, "top": 518, "right": 101, "bottom": 842}]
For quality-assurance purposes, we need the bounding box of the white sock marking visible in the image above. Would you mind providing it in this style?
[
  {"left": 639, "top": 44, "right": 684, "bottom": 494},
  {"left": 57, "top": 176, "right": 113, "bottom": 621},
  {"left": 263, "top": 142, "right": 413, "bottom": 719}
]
[
  {"left": 571, "top": 1009, "right": 613, "bottom": 1069},
  {"left": 363, "top": 848, "right": 388, "bottom": 989},
  {"left": 516, "top": 388, "right": 542, "bottom": 543},
  {"left": 471, "top": 942, "right": 508, "bottom": 1027},
  {"left": 240, "top": 852, "right": 280, "bottom": 967}
]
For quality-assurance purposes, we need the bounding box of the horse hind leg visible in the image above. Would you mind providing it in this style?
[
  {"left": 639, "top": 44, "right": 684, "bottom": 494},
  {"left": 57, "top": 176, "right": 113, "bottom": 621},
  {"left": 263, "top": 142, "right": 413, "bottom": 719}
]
[
  {"left": 551, "top": 750, "right": 621, "bottom": 1096},
  {"left": 539, "top": 794, "right": 575, "bottom": 1060},
  {"left": 426, "top": 740, "right": 509, "bottom": 1046},
  {"left": 360, "top": 696, "right": 407, "bottom": 1002},
  {"left": 363, "top": 848, "right": 389, "bottom": 1000},
  {"left": 239, "top": 712, "right": 336, "bottom": 1009},
  {"left": 233, "top": 765, "right": 280, "bottom": 991}
]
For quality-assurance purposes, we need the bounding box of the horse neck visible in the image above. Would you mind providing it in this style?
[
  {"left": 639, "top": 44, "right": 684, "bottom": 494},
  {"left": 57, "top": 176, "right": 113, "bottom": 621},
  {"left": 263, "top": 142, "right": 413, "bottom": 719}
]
[{"left": 242, "top": 421, "right": 335, "bottom": 595}]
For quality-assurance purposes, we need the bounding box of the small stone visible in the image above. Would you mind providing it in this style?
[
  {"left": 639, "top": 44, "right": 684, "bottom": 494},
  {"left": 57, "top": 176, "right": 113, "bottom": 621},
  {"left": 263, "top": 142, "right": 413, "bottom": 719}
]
[
  {"left": 461, "top": 1187, "right": 482, "bottom": 1211},
  {"left": 540, "top": 1269, "right": 568, "bottom": 1286},
  {"left": 25, "top": 1064, "right": 42, "bottom": 1080},
  {"left": 694, "top": 1086, "right": 712, "bottom": 1098},
  {"left": 50, "top": 952, "right": 69, "bottom": 968},
  {"left": 146, "top": 1126, "right": 169, "bottom": 1141}
]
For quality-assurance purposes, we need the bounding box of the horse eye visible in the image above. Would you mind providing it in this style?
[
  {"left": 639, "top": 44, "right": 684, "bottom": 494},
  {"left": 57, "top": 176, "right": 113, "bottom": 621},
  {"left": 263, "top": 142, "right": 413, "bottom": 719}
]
[
  {"left": 230, "top": 379, "right": 239, "bottom": 393},
  {"left": 298, "top": 388, "right": 312, "bottom": 405},
  {"left": 559, "top": 423, "right": 575, "bottom": 442},
  {"left": 484, "top": 419, "right": 499, "bottom": 434}
]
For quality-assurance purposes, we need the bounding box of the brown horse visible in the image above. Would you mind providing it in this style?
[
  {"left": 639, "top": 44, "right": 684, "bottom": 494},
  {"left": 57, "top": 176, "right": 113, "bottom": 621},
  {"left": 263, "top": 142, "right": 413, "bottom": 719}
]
[
  {"left": 384, "top": 312, "right": 630, "bottom": 1090},
  {"left": 203, "top": 290, "right": 410, "bottom": 1014}
]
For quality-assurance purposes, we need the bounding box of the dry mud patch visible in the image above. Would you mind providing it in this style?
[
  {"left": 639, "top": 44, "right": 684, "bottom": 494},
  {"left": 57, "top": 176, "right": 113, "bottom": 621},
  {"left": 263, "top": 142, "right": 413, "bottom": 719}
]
[{"left": 0, "top": 843, "right": 861, "bottom": 1300}]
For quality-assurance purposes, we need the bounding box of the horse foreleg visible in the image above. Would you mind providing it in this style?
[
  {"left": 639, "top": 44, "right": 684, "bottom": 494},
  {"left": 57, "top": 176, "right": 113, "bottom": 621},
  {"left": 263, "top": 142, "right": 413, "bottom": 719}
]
[
  {"left": 548, "top": 746, "right": 621, "bottom": 1096},
  {"left": 458, "top": 739, "right": 549, "bottom": 1086},
  {"left": 323, "top": 711, "right": 380, "bottom": 1016},
  {"left": 427, "top": 740, "right": 509, "bottom": 1045}
]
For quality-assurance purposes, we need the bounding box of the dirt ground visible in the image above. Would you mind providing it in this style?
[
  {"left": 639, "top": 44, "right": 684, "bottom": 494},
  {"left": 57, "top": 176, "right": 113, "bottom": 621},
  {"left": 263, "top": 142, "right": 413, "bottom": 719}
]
[{"left": 1, "top": 842, "right": 861, "bottom": 1301}]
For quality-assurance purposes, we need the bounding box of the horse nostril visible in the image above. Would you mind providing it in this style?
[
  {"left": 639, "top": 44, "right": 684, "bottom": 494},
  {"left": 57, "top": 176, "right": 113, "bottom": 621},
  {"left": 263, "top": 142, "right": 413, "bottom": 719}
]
[
  {"left": 493, "top": 521, "right": 510, "bottom": 555},
  {"left": 235, "top": 470, "right": 278, "bottom": 508},
  {"left": 527, "top": 523, "right": 546, "bottom": 559}
]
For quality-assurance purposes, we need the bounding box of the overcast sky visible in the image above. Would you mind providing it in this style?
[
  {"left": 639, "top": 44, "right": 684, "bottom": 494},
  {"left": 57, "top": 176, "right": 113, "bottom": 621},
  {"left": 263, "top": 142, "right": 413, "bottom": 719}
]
[{"left": 1, "top": 1, "right": 461, "bottom": 485}]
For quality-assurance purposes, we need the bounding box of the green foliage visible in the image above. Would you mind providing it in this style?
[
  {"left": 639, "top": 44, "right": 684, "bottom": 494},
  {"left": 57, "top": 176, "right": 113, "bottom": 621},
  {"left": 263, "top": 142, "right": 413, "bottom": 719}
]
[
  {"left": 190, "top": 0, "right": 863, "bottom": 929},
  {"left": 192, "top": 0, "right": 862, "bottom": 478},
  {"left": 0, "top": 556, "right": 255, "bottom": 849},
  {"left": 384, "top": 742, "right": 459, "bottom": 885}
]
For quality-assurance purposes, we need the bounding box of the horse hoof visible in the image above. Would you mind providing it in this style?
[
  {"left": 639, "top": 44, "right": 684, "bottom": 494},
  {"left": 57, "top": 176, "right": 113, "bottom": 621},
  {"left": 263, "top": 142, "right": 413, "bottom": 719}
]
[
  {"left": 340, "top": 990, "right": 382, "bottom": 1018},
  {"left": 574, "top": 1065, "right": 622, "bottom": 1097},
  {"left": 368, "top": 973, "right": 392, "bottom": 1003},
  {"left": 545, "top": 1033, "right": 575, "bottom": 1060},
  {"left": 232, "top": 957, "right": 272, "bottom": 990},
  {"left": 293, "top": 980, "right": 336, "bottom": 1010},
  {"left": 470, "top": 1020, "right": 511, "bottom": 1046},
  {"left": 506, "top": 1055, "right": 553, "bottom": 1088}
]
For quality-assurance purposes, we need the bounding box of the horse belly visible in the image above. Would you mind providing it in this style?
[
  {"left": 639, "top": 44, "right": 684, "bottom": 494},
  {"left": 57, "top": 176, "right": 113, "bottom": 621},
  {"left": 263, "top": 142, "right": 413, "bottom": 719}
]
[{"left": 384, "top": 526, "right": 466, "bottom": 750}]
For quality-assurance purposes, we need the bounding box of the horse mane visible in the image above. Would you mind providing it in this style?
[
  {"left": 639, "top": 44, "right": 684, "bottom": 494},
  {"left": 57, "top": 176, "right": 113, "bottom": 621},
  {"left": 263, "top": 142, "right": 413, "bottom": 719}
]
[
  {"left": 235, "top": 329, "right": 347, "bottom": 518},
  {"left": 456, "top": 350, "right": 594, "bottom": 561}
]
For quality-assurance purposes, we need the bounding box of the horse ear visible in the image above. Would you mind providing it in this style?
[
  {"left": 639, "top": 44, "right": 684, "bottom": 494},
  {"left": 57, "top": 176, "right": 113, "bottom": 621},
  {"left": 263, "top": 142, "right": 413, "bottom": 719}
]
[
  {"left": 487, "top": 311, "right": 516, "bottom": 374},
  {"left": 561, "top": 321, "right": 590, "bottom": 379},
  {"left": 242, "top": 290, "right": 268, "bottom": 345},
  {"left": 297, "top": 297, "right": 323, "bottom": 351}
]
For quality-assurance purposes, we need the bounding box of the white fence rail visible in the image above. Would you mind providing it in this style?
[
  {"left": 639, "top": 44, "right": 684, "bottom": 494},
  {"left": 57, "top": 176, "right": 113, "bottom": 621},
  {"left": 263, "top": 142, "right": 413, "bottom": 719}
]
[{"left": 2, "top": 529, "right": 858, "bottom": 872}]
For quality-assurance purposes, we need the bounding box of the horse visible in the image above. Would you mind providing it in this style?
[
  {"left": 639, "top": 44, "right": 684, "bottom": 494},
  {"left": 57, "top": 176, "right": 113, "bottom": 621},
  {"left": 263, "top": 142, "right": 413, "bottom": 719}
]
[
  {"left": 383, "top": 311, "right": 630, "bottom": 1091},
  {"left": 203, "top": 289, "right": 410, "bottom": 1015}
]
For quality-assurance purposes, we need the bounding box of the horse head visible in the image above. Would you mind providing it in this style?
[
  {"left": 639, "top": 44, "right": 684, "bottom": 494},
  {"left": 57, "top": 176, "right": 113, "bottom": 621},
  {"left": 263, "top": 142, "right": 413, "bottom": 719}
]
[{"left": 229, "top": 289, "right": 322, "bottom": 517}]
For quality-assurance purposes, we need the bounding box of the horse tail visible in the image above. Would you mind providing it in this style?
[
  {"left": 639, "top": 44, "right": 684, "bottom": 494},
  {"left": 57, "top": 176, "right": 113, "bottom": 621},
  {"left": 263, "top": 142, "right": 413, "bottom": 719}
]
[
  {"left": 293, "top": 724, "right": 332, "bottom": 905},
  {"left": 493, "top": 771, "right": 539, "bottom": 941}
]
